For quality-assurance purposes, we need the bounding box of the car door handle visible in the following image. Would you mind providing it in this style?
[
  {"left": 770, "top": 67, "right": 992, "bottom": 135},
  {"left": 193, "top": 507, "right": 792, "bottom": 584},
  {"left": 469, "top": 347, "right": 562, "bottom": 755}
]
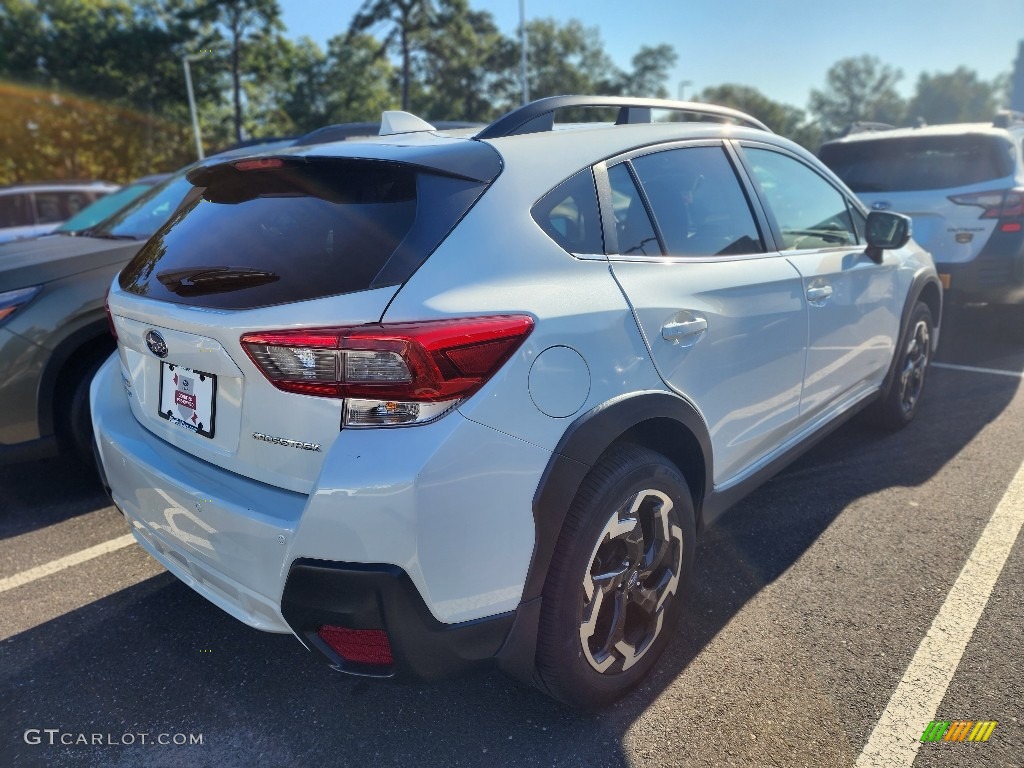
[
  {"left": 806, "top": 285, "right": 834, "bottom": 303},
  {"left": 661, "top": 315, "right": 708, "bottom": 343}
]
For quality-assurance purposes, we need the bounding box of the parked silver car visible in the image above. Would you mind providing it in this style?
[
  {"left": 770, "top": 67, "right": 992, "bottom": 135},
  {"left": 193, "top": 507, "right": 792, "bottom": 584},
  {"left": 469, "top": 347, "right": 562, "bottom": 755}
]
[{"left": 0, "top": 180, "right": 119, "bottom": 243}]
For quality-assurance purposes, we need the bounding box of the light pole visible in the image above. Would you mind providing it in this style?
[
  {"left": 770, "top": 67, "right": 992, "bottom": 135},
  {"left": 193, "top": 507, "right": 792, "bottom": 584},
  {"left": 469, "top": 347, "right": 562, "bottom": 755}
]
[
  {"left": 183, "top": 54, "right": 204, "bottom": 160},
  {"left": 678, "top": 80, "right": 693, "bottom": 101},
  {"left": 519, "top": 0, "right": 529, "bottom": 105}
]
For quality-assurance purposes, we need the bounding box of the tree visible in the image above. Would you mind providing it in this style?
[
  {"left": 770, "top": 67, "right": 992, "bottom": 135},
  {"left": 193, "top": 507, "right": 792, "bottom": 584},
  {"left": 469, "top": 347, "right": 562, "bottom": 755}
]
[
  {"left": 698, "top": 83, "right": 820, "bottom": 150},
  {"left": 325, "top": 32, "right": 398, "bottom": 122},
  {"left": 347, "top": 0, "right": 434, "bottom": 112},
  {"left": 907, "top": 67, "right": 1000, "bottom": 125},
  {"left": 809, "top": 55, "right": 906, "bottom": 138},
  {"left": 1010, "top": 40, "right": 1024, "bottom": 112},
  {"left": 609, "top": 44, "right": 677, "bottom": 99},
  {"left": 192, "top": 0, "right": 283, "bottom": 142},
  {"left": 0, "top": 0, "right": 204, "bottom": 182},
  {"left": 413, "top": 0, "right": 513, "bottom": 121}
]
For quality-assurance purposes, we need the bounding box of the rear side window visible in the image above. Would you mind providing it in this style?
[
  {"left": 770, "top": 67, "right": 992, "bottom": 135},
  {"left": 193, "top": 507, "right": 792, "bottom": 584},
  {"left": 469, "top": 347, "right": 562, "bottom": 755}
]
[
  {"left": 120, "top": 159, "right": 489, "bottom": 309},
  {"left": 33, "top": 192, "right": 67, "bottom": 223},
  {"left": 532, "top": 170, "right": 604, "bottom": 254},
  {"left": 0, "top": 193, "right": 31, "bottom": 227},
  {"left": 819, "top": 134, "right": 1015, "bottom": 192}
]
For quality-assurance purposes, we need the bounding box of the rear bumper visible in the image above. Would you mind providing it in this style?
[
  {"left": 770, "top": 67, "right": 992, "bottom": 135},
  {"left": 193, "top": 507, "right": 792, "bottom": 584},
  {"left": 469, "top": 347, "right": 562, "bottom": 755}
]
[
  {"left": 90, "top": 353, "right": 551, "bottom": 677},
  {"left": 939, "top": 228, "right": 1024, "bottom": 305}
]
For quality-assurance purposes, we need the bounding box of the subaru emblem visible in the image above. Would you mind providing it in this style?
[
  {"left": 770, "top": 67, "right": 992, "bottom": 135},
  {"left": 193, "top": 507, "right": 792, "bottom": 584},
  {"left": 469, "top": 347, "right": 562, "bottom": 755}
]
[
  {"left": 145, "top": 330, "right": 168, "bottom": 358},
  {"left": 872, "top": 201, "right": 892, "bottom": 211}
]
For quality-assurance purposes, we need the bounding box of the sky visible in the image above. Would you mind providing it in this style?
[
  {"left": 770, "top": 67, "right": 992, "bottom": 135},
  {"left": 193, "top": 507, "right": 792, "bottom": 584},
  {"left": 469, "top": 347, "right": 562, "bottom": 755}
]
[{"left": 278, "top": 0, "right": 1024, "bottom": 111}]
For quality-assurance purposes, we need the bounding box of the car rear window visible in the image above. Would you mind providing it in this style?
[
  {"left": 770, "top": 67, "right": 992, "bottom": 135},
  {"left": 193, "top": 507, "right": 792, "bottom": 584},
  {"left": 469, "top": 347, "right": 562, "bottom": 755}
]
[
  {"left": 119, "top": 158, "right": 491, "bottom": 309},
  {"left": 819, "top": 134, "right": 1015, "bottom": 192}
]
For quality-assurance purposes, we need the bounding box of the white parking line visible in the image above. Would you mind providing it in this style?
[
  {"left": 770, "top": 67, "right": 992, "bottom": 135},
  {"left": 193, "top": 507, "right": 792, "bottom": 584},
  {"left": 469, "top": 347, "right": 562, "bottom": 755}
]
[
  {"left": 0, "top": 534, "right": 136, "bottom": 594},
  {"left": 855, "top": 459, "right": 1024, "bottom": 767},
  {"left": 932, "top": 362, "right": 1024, "bottom": 378}
]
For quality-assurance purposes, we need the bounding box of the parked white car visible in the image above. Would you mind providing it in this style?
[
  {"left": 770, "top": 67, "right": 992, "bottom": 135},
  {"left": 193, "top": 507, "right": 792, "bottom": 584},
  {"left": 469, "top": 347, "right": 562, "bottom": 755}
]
[
  {"left": 820, "top": 112, "right": 1024, "bottom": 308},
  {"left": 92, "top": 96, "right": 942, "bottom": 708}
]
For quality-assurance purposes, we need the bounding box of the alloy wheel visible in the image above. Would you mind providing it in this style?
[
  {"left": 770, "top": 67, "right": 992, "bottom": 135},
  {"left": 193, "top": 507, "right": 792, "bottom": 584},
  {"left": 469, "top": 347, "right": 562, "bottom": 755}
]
[{"left": 579, "top": 488, "right": 684, "bottom": 674}]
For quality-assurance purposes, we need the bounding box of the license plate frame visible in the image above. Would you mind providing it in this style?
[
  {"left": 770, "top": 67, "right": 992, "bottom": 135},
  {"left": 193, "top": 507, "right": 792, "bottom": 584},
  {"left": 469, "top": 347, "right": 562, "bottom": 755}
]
[{"left": 157, "top": 362, "right": 217, "bottom": 439}]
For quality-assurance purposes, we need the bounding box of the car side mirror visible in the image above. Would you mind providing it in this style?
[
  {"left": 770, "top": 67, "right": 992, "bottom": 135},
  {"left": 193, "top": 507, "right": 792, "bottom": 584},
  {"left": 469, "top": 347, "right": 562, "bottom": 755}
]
[{"left": 865, "top": 210, "right": 911, "bottom": 263}]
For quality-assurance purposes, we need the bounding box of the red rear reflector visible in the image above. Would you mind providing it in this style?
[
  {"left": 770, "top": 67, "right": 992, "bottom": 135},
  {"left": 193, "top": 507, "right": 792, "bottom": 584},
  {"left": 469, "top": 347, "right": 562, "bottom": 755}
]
[
  {"left": 317, "top": 626, "right": 393, "bottom": 666},
  {"left": 1001, "top": 222, "right": 1022, "bottom": 232},
  {"left": 234, "top": 157, "right": 284, "bottom": 171}
]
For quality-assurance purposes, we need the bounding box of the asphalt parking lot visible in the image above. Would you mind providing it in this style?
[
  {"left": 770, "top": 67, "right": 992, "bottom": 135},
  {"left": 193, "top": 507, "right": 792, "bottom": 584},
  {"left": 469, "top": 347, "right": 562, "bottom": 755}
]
[{"left": 1, "top": 305, "right": 1022, "bottom": 768}]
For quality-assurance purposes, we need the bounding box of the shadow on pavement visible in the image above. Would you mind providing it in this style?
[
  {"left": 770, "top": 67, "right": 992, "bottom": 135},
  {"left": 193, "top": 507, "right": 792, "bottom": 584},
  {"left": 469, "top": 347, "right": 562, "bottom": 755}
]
[{"left": 0, "top": 454, "right": 107, "bottom": 540}]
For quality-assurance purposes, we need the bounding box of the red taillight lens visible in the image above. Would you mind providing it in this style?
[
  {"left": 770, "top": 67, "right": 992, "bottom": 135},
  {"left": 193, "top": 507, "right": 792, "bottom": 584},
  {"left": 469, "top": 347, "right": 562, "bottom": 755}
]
[
  {"left": 949, "top": 188, "right": 1024, "bottom": 219},
  {"left": 104, "top": 291, "right": 117, "bottom": 340},
  {"left": 317, "top": 626, "right": 393, "bottom": 666},
  {"left": 240, "top": 315, "right": 534, "bottom": 403}
]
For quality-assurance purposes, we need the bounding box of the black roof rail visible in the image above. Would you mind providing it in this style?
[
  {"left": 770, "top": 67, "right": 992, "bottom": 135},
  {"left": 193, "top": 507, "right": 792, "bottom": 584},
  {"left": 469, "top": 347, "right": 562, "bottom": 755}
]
[
  {"left": 475, "top": 95, "right": 771, "bottom": 139},
  {"left": 840, "top": 121, "right": 897, "bottom": 137},
  {"left": 993, "top": 110, "right": 1024, "bottom": 129}
]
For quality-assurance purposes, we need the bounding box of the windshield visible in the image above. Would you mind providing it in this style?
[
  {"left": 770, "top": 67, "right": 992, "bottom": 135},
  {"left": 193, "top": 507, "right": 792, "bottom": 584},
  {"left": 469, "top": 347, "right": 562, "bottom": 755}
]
[
  {"left": 90, "top": 174, "right": 195, "bottom": 240},
  {"left": 55, "top": 183, "right": 152, "bottom": 233}
]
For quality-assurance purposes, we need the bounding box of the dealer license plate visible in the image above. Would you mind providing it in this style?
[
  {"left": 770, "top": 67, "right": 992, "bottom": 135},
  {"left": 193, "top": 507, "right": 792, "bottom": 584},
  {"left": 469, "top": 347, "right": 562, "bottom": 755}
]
[{"left": 158, "top": 363, "right": 217, "bottom": 439}]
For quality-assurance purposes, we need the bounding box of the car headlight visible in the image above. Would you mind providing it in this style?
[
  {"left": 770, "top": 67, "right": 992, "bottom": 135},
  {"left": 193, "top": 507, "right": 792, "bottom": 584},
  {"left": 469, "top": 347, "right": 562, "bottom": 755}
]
[{"left": 0, "top": 286, "right": 43, "bottom": 324}]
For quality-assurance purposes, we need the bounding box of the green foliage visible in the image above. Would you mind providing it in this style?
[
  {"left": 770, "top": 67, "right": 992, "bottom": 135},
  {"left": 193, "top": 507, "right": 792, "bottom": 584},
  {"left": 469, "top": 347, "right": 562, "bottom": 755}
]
[
  {"left": 809, "top": 55, "right": 906, "bottom": 138},
  {"left": 2, "top": 0, "right": 1013, "bottom": 187},
  {"left": 347, "top": 0, "right": 434, "bottom": 111},
  {"left": 907, "top": 67, "right": 1000, "bottom": 125},
  {"left": 413, "top": 0, "right": 513, "bottom": 122}
]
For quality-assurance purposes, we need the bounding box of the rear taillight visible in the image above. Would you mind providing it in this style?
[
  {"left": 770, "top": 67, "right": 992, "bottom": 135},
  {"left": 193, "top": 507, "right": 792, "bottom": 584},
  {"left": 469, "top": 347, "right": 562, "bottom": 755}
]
[
  {"left": 240, "top": 315, "right": 534, "bottom": 427},
  {"left": 949, "top": 188, "right": 1024, "bottom": 220},
  {"left": 317, "top": 626, "right": 393, "bottom": 667},
  {"left": 104, "top": 290, "right": 117, "bottom": 340}
]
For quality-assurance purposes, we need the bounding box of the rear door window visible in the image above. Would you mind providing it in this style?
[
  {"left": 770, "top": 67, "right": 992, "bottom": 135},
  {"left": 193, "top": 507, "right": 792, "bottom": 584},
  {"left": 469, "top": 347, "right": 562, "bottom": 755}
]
[
  {"left": 631, "top": 146, "right": 764, "bottom": 257},
  {"left": 608, "top": 163, "right": 660, "bottom": 256},
  {"left": 819, "top": 134, "right": 1015, "bottom": 192}
]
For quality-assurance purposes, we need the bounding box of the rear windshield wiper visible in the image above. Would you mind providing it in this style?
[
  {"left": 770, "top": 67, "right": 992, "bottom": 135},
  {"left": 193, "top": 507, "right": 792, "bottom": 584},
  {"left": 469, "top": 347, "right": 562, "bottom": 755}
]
[{"left": 156, "top": 266, "right": 281, "bottom": 296}]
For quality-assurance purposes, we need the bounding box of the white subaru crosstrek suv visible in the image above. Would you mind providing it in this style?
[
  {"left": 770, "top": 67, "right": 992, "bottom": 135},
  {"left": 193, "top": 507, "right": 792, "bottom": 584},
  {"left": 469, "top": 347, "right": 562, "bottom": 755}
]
[
  {"left": 92, "top": 96, "right": 942, "bottom": 708},
  {"left": 819, "top": 112, "right": 1024, "bottom": 308}
]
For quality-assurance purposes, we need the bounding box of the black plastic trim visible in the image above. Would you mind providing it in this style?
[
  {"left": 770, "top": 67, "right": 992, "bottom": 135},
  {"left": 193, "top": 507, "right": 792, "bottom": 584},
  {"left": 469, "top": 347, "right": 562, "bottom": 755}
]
[
  {"left": 493, "top": 391, "right": 714, "bottom": 683},
  {"left": 476, "top": 95, "right": 771, "bottom": 139},
  {"left": 281, "top": 559, "right": 515, "bottom": 681},
  {"left": 525, "top": 391, "right": 712, "bottom": 604}
]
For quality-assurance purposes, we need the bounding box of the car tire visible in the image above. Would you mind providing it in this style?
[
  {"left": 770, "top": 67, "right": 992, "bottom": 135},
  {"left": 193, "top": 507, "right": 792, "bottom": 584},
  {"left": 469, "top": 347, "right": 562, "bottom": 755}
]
[
  {"left": 534, "top": 443, "right": 696, "bottom": 709},
  {"left": 867, "top": 301, "right": 934, "bottom": 431},
  {"left": 61, "top": 352, "right": 111, "bottom": 465}
]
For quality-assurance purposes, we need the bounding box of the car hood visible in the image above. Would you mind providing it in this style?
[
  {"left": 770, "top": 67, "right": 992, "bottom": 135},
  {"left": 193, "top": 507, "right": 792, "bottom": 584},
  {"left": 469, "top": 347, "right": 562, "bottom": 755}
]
[{"left": 0, "top": 234, "right": 143, "bottom": 292}]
